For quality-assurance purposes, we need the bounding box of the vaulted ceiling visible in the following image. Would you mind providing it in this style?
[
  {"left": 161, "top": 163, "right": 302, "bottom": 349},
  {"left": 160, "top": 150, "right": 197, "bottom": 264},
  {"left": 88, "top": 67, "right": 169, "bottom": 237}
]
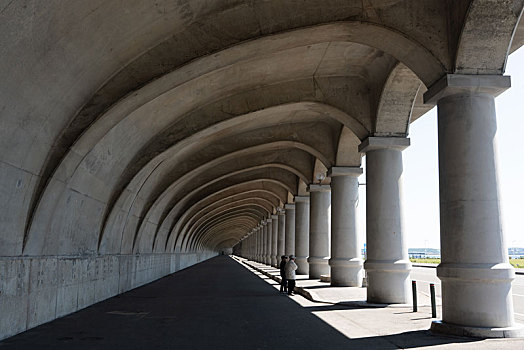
[{"left": 1, "top": 0, "right": 523, "bottom": 255}]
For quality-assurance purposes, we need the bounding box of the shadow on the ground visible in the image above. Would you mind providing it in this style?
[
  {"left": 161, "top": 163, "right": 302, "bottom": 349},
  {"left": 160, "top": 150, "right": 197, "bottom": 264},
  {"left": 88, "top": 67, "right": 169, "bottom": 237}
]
[
  {"left": 297, "top": 283, "right": 332, "bottom": 289},
  {"left": 336, "top": 330, "right": 479, "bottom": 349},
  {"left": 303, "top": 302, "right": 387, "bottom": 312},
  {"left": 0, "top": 256, "right": 484, "bottom": 350}
]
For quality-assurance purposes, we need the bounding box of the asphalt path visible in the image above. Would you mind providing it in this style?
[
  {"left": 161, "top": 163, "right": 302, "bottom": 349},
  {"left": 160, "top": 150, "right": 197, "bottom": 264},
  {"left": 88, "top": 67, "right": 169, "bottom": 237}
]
[
  {"left": 2, "top": 258, "right": 522, "bottom": 349},
  {"left": 410, "top": 266, "right": 524, "bottom": 323},
  {"left": 0, "top": 255, "right": 354, "bottom": 349}
]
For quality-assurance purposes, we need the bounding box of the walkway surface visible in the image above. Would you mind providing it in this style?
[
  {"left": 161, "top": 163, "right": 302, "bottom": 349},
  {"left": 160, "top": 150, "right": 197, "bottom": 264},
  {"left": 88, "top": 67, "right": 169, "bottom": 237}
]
[{"left": 2, "top": 256, "right": 524, "bottom": 349}]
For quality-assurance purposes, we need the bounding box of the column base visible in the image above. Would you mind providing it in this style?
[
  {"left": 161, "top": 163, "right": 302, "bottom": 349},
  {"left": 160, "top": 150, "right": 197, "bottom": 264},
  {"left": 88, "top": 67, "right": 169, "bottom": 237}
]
[
  {"left": 308, "top": 256, "right": 329, "bottom": 279},
  {"left": 438, "top": 263, "right": 516, "bottom": 328},
  {"left": 431, "top": 320, "right": 524, "bottom": 338},
  {"left": 329, "top": 258, "right": 363, "bottom": 287},
  {"left": 365, "top": 259, "right": 411, "bottom": 304},
  {"left": 295, "top": 256, "right": 309, "bottom": 275},
  {"left": 271, "top": 256, "right": 278, "bottom": 267}
]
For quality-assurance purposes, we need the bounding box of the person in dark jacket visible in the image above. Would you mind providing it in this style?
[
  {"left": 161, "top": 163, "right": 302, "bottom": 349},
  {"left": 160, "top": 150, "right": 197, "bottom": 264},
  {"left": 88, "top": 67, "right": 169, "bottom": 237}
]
[{"left": 279, "top": 255, "right": 288, "bottom": 293}]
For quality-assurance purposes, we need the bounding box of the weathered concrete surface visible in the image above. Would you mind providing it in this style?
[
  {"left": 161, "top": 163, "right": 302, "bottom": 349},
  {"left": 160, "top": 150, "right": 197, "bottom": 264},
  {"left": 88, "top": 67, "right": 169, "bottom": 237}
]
[
  {"left": 284, "top": 203, "right": 296, "bottom": 256},
  {"left": 360, "top": 137, "right": 411, "bottom": 304},
  {"left": 294, "top": 196, "right": 310, "bottom": 275},
  {"left": 307, "top": 185, "right": 331, "bottom": 279},
  {"left": 0, "top": 256, "right": 354, "bottom": 349},
  {"left": 0, "top": 252, "right": 215, "bottom": 341},
  {"left": 425, "top": 74, "right": 522, "bottom": 337},
  {"left": 328, "top": 167, "right": 364, "bottom": 287}
]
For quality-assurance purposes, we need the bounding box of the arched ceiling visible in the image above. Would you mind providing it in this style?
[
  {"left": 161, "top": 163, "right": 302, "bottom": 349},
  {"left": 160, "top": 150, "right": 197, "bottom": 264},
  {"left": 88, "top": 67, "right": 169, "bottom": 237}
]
[{"left": 1, "top": 0, "right": 523, "bottom": 256}]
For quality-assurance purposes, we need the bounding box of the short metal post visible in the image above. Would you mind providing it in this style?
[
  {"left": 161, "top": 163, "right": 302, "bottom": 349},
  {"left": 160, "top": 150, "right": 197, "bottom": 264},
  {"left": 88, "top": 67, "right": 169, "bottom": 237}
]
[
  {"left": 412, "top": 280, "right": 417, "bottom": 312},
  {"left": 430, "top": 283, "right": 436, "bottom": 318}
]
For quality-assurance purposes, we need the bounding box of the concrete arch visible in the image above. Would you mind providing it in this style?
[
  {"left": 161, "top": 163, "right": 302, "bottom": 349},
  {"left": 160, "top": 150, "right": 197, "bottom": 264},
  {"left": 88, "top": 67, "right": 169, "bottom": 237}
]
[
  {"left": 131, "top": 163, "right": 305, "bottom": 253},
  {"left": 24, "top": 48, "right": 364, "bottom": 256},
  {"left": 204, "top": 224, "right": 258, "bottom": 251},
  {"left": 375, "top": 63, "right": 423, "bottom": 137},
  {"left": 156, "top": 190, "right": 281, "bottom": 253},
  {"left": 107, "top": 106, "right": 341, "bottom": 233},
  {"left": 22, "top": 17, "right": 447, "bottom": 257},
  {"left": 186, "top": 200, "right": 275, "bottom": 241},
  {"left": 139, "top": 164, "right": 300, "bottom": 254},
  {"left": 163, "top": 181, "right": 290, "bottom": 251},
  {"left": 167, "top": 179, "right": 290, "bottom": 253},
  {"left": 335, "top": 126, "right": 362, "bottom": 167},
  {"left": 194, "top": 209, "right": 266, "bottom": 240},
  {"left": 166, "top": 184, "right": 283, "bottom": 252},
  {"left": 122, "top": 138, "right": 333, "bottom": 254},
  {"left": 454, "top": 0, "right": 524, "bottom": 74},
  {"left": 133, "top": 167, "right": 298, "bottom": 254},
  {"left": 199, "top": 217, "right": 261, "bottom": 251},
  {"left": 189, "top": 208, "right": 268, "bottom": 251},
  {"left": 19, "top": 10, "right": 453, "bottom": 257},
  {"left": 312, "top": 159, "right": 330, "bottom": 186},
  {"left": 45, "top": 19, "right": 446, "bottom": 186},
  {"left": 104, "top": 142, "right": 322, "bottom": 254}
]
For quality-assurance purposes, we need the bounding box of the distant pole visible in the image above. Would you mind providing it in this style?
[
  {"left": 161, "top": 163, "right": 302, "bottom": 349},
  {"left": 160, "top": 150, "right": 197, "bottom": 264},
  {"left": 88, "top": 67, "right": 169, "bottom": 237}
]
[
  {"left": 430, "top": 283, "right": 436, "bottom": 318},
  {"left": 412, "top": 281, "right": 417, "bottom": 312}
]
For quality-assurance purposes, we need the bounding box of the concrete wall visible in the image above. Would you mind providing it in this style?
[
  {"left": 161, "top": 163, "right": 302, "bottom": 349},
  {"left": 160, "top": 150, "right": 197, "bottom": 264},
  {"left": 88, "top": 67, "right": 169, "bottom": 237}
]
[{"left": 0, "top": 251, "right": 216, "bottom": 341}]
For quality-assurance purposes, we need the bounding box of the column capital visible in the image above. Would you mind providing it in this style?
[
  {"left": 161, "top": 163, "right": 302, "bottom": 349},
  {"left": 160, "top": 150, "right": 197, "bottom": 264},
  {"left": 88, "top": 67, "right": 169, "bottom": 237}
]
[
  {"left": 307, "top": 184, "right": 331, "bottom": 193},
  {"left": 266, "top": 218, "right": 273, "bottom": 224},
  {"left": 424, "top": 74, "right": 511, "bottom": 105},
  {"left": 328, "top": 166, "right": 363, "bottom": 177},
  {"left": 270, "top": 214, "right": 278, "bottom": 220},
  {"left": 359, "top": 137, "right": 409, "bottom": 153},
  {"left": 294, "top": 195, "right": 310, "bottom": 203},
  {"left": 284, "top": 203, "right": 295, "bottom": 210},
  {"left": 261, "top": 220, "right": 267, "bottom": 226}
]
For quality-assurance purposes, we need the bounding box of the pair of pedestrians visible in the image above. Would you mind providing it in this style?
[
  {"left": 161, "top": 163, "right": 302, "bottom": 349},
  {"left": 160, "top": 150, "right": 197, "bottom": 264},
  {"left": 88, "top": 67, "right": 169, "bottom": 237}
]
[{"left": 279, "top": 255, "right": 297, "bottom": 295}]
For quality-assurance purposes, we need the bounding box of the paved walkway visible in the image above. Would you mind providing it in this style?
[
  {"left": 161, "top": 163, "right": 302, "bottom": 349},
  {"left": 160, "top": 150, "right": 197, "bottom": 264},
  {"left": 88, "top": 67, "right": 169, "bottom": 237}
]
[
  {"left": 243, "top": 259, "right": 440, "bottom": 308},
  {"left": 2, "top": 256, "right": 524, "bottom": 349}
]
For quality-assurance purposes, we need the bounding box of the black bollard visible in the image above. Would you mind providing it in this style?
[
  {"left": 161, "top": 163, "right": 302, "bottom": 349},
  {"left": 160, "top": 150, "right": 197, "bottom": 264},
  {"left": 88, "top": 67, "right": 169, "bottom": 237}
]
[
  {"left": 430, "top": 283, "right": 437, "bottom": 318},
  {"left": 412, "top": 280, "right": 417, "bottom": 312}
]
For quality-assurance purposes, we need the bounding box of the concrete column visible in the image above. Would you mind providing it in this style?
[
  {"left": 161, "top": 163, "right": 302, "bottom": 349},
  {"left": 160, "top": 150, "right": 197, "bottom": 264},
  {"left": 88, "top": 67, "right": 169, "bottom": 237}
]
[
  {"left": 252, "top": 233, "right": 256, "bottom": 261},
  {"left": 249, "top": 236, "right": 252, "bottom": 259},
  {"left": 248, "top": 232, "right": 251, "bottom": 260},
  {"left": 424, "top": 74, "right": 522, "bottom": 337},
  {"left": 261, "top": 221, "right": 267, "bottom": 264},
  {"left": 277, "top": 211, "right": 286, "bottom": 263},
  {"left": 271, "top": 215, "right": 278, "bottom": 267},
  {"left": 294, "top": 196, "right": 310, "bottom": 275},
  {"left": 328, "top": 167, "right": 364, "bottom": 287},
  {"left": 259, "top": 225, "right": 263, "bottom": 263},
  {"left": 307, "top": 184, "right": 331, "bottom": 279},
  {"left": 265, "top": 219, "right": 272, "bottom": 265},
  {"left": 256, "top": 226, "right": 262, "bottom": 262},
  {"left": 255, "top": 227, "right": 259, "bottom": 261},
  {"left": 359, "top": 137, "right": 411, "bottom": 304},
  {"left": 284, "top": 204, "right": 296, "bottom": 256}
]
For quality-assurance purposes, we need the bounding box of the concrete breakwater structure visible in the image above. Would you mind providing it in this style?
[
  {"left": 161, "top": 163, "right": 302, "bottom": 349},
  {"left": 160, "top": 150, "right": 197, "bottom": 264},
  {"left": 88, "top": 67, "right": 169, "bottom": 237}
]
[{"left": 1, "top": 0, "right": 524, "bottom": 342}]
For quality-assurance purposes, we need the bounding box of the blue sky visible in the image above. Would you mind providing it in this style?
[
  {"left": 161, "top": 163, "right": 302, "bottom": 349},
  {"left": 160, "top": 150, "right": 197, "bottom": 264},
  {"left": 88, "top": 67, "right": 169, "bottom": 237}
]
[{"left": 357, "top": 47, "right": 524, "bottom": 249}]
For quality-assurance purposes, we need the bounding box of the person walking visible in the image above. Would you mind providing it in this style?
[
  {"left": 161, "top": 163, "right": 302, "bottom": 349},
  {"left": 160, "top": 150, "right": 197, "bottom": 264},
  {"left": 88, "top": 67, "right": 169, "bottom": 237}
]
[
  {"left": 285, "top": 255, "right": 298, "bottom": 295},
  {"left": 279, "top": 255, "right": 288, "bottom": 293}
]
